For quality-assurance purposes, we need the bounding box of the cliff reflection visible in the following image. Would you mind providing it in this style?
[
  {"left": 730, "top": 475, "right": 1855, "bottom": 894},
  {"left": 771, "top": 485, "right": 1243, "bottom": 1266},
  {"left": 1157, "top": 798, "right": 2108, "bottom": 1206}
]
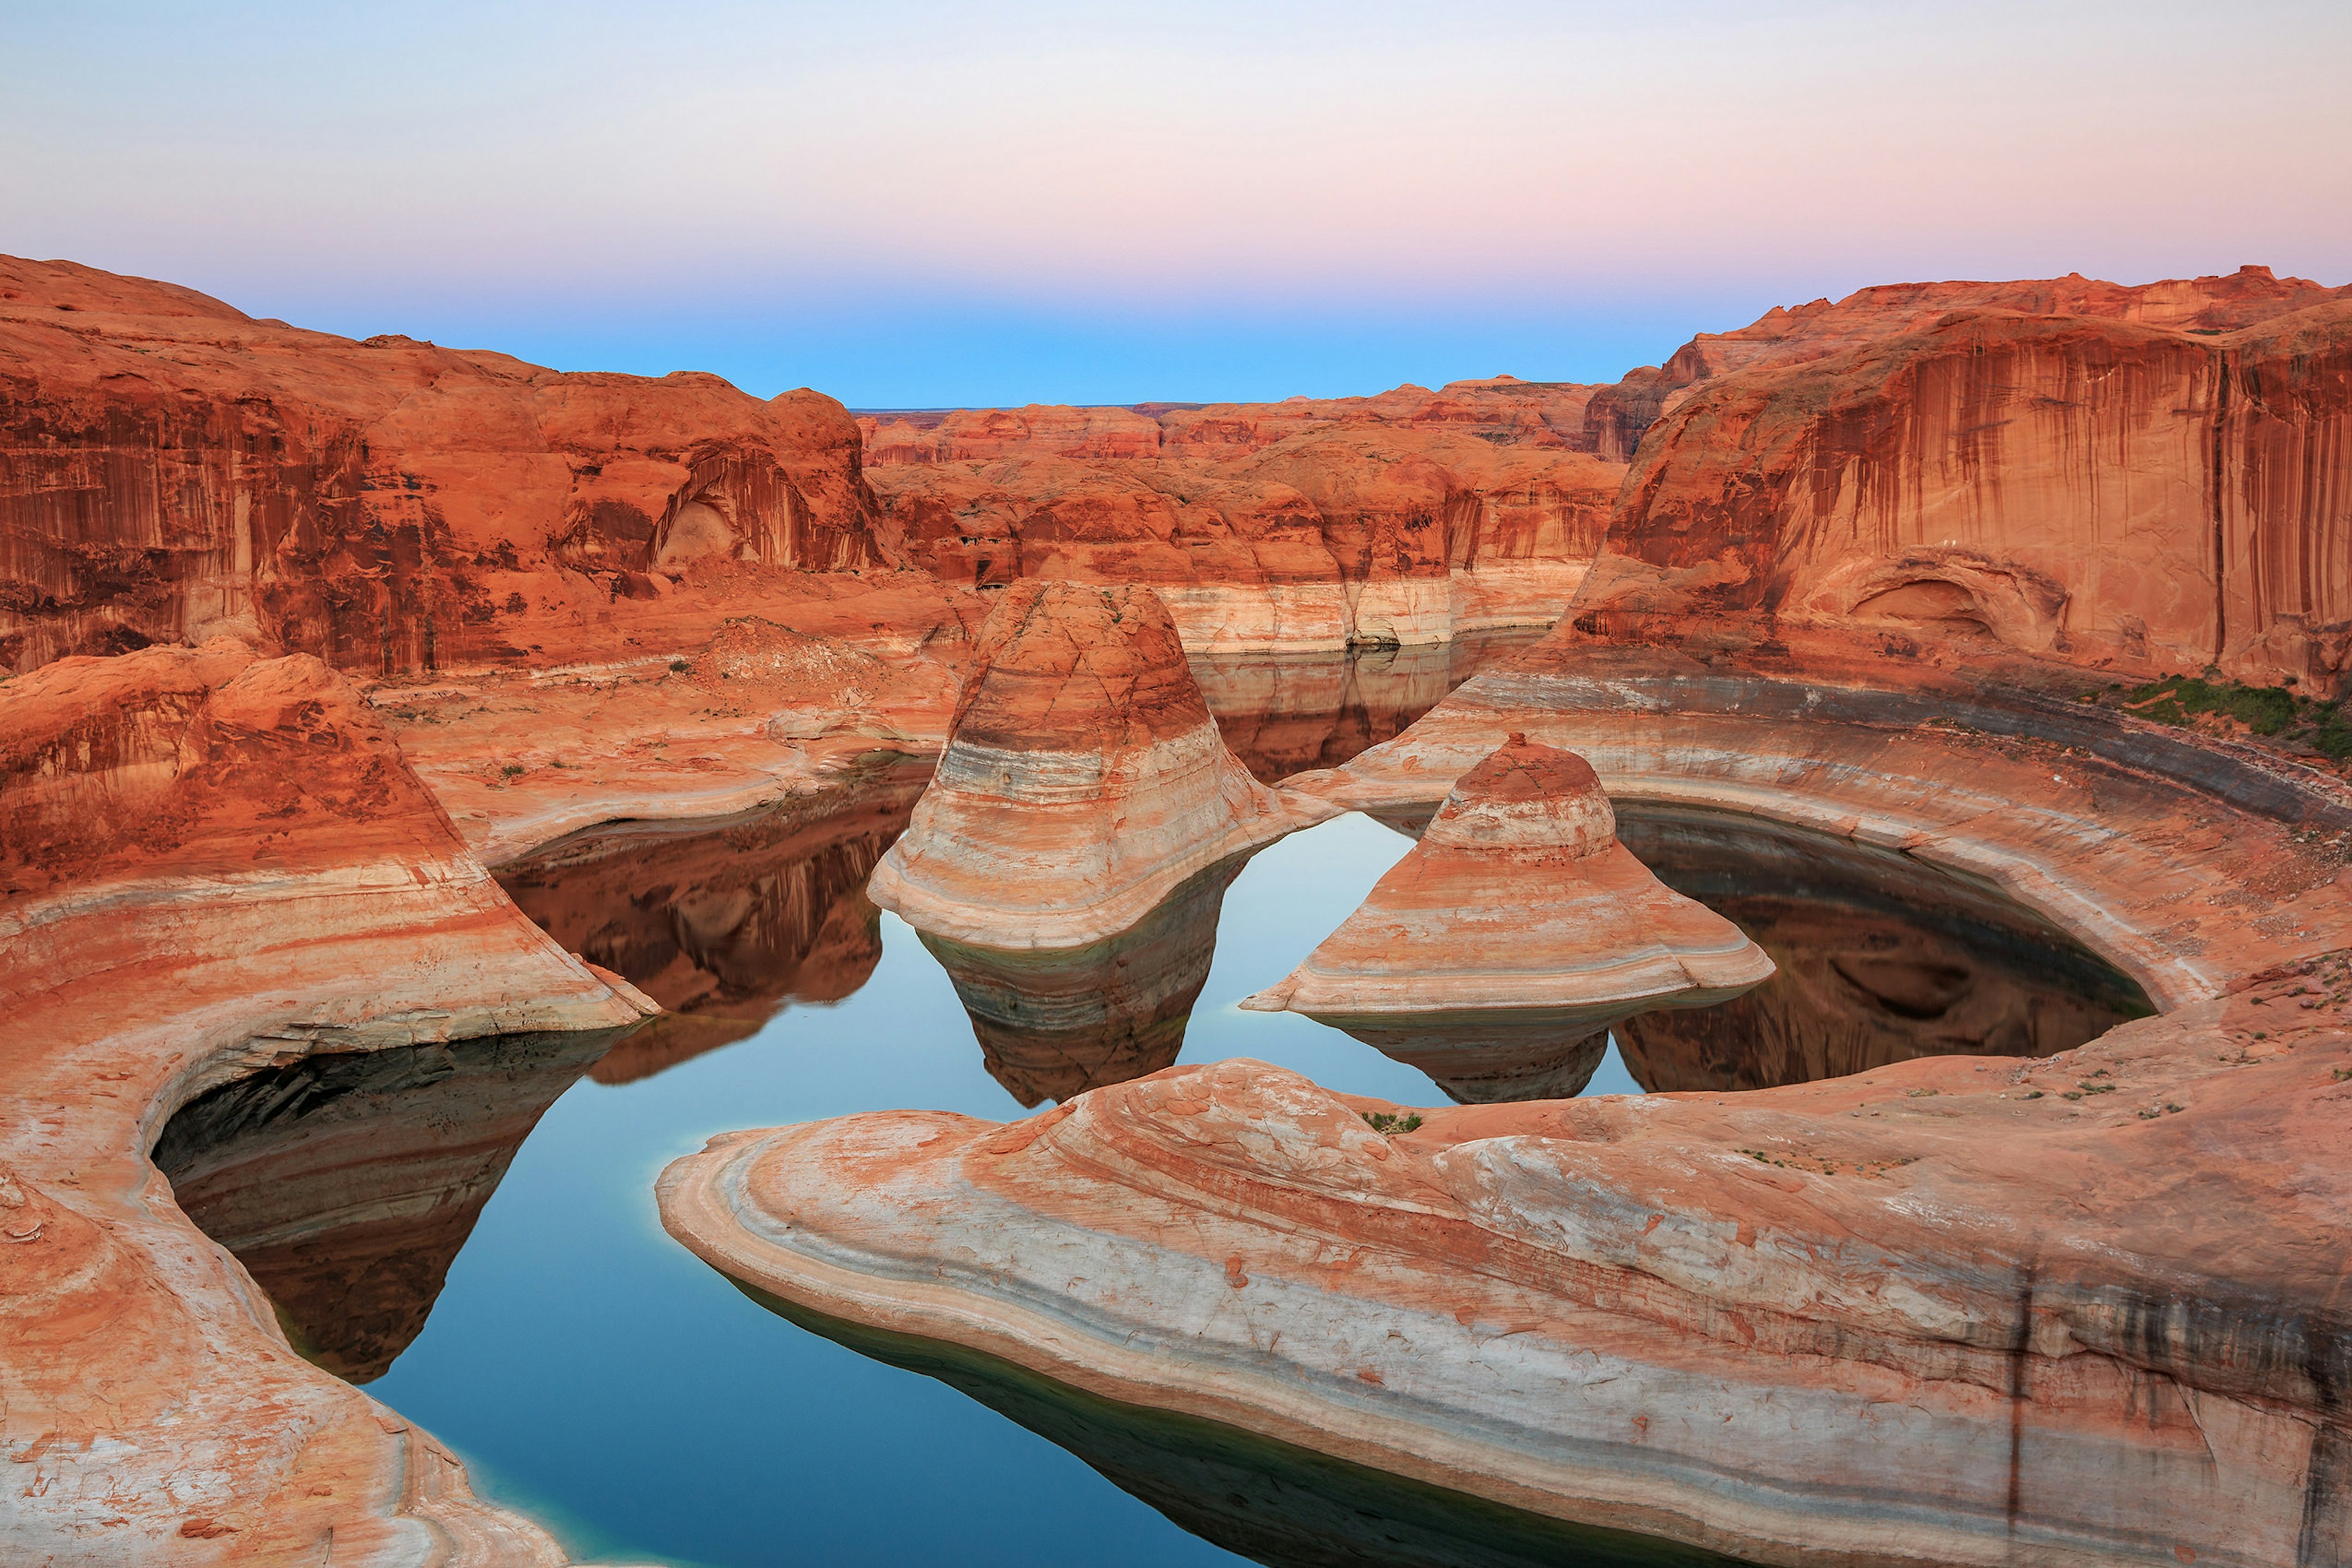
[
  {"left": 494, "top": 758, "right": 928, "bottom": 1083},
  {"left": 1191, "top": 631, "right": 1535, "bottom": 784},
  {"left": 1610, "top": 804, "right": 2153, "bottom": 1093},
  {"left": 914, "top": 856, "right": 1251, "bottom": 1107},
  {"left": 152, "top": 1030, "right": 628, "bottom": 1383}
]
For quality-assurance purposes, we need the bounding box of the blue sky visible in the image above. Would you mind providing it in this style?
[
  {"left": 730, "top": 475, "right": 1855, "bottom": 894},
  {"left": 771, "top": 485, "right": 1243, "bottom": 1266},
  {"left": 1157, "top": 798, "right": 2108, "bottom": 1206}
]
[{"left": 6, "top": 1, "right": 2346, "bottom": 405}]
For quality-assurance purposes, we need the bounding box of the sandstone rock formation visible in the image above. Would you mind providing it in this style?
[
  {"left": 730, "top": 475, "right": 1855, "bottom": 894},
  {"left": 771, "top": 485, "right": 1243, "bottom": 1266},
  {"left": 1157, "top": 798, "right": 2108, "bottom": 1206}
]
[
  {"left": 859, "top": 387, "right": 1623, "bottom": 649},
  {"left": 0, "top": 642, "right": 652, "bottom": 1562},
  {"left": 495, "top": 756, "right": 930, "bottom": 1082},
  {"left": 666, "top": 620, "right": 2352, "bottom": 1567},
  {"left": 1245, "top": 736, "right": 1773, "bottom": 1101},
  {"left": 665, "top": 968, "right": 2352, "bottom": 1568},
  {"left": 152, "top": 1030, "right": 611, "bottom": 1383},
  {"left": 921, "top": 855, "right": 1249, "bottom": 1107},
  {"left": 1574, "top": 293, "right": 2352, "bottom": 696},
  {"left": 867, "top": 580, "right": 1291, "bottom": 948},
  {"left": 0, "top": 254, "right": 888, "bottom": 675},
  {"left": 1610, "top": 804, "right": 2152, "bottom": 1093}
]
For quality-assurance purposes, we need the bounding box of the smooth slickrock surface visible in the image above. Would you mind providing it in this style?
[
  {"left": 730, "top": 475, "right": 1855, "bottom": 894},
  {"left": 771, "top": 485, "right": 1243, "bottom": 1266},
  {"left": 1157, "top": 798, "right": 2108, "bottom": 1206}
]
[
  {"left": 1245, "top": 737, "right": 1773, "bottom": 1102},
  {"left": 920, "top": 855, "right": 1250, "bottom": 1107},
  {"left": 663, "top": 967, "right": 2352, "bottom": 1568},
  {"left": 867, "top": 580, "right": 1291, "bottom": 948},
  {"left": 0, "top": 255, "right": 891, "bottom": 676},
  {"left": 0, "top": 643, "right": 653, "bottom": 1564},
  {"left": 663, "top": 627, "right": 2352, "bottom": 1568}
]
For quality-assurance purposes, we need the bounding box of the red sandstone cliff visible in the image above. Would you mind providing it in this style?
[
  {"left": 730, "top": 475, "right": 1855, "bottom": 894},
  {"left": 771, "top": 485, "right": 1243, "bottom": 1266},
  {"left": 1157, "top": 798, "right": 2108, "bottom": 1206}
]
[
  {"left": 0, "top": 255, "right": 886, "bottom": 675},
  {"left": 1575, "top": 298, "right": 2352, "bottom": 695},
  {"left": 858, "top": 383, "right": 1621, "bottom": 647}
]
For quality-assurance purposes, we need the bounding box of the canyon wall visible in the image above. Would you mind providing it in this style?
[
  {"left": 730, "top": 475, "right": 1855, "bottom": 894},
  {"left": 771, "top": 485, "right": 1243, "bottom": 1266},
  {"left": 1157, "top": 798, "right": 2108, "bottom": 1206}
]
[
  {"left": 0, "top": 255, "right": 885, "bottom": 676},
  {"left": 858, "top": 382, "right": 1623, "bottom": 648},
  {"left": 1578, "top": 296, "right": 2352, "bottom": 695}
]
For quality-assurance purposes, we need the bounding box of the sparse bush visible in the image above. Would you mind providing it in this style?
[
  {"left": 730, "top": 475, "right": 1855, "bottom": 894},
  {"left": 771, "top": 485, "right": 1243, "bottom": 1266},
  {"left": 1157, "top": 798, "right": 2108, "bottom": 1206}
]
[{"left": 1360, "top": 1111, "right": 1423, "bottom": 1135}]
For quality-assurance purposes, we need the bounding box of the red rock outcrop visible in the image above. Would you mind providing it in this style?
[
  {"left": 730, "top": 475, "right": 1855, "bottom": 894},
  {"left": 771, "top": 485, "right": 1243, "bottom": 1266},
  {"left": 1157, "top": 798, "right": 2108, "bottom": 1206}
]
[
  {"left": 0, "top": 254, "right": 888, "bottom": 675},
  {"left": 868, "top": 580, "right": 1290, "bottom": 947},
  {"left": 1574, "top": 291, "right": 2352, "bottom": 696},
  {"left": 1583, "top": 263, "right": 2352, "bottom": 461},
  {"left": 861, "top": 383, "right": 1623, "bottom": 649},
  {"left": 663, "top": 624, "right": 2352, "bottom": 1566},
  {"left": 1245, "top": 736, "right": 1772, "bottom": 1101},
  {"left": 0, "top": 643, "right": 651, "bottom": 1562}
]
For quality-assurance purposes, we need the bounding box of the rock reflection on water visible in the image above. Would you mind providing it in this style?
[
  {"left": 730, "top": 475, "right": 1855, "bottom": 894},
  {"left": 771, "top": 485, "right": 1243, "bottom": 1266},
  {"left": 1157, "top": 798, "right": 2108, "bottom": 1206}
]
[
  {"left": 1345, "top": 801, "right": 2151, "bottom": 1100},
  {"left": 753, "top": 1286, "right": 1741, "bottom": 1568},
  {"left": 917, "top": 855, "right": 1251, "bottom": 1107},
  {"left": 493, "top": 758, "right": 929, "bottom": 1083},
  {"left": 1191, "top": 631, "right": 1536, "bottom": 784},
  {"left": 1609, "top": 804, "right": 2154, "bottom": 1093},
  {"left": 151, "top": 1030, "right": 623, "bottom": 1383}
]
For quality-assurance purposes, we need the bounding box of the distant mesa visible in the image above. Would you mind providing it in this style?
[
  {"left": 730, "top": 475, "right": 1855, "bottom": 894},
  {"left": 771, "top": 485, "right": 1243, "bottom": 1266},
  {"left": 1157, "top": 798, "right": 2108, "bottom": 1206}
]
[
  {"left": 867, "top": 579, "right": 1292, "bottom": 950},
  {"left": 1243, "top": 735, "right": 1773, "bottom": 1101}
]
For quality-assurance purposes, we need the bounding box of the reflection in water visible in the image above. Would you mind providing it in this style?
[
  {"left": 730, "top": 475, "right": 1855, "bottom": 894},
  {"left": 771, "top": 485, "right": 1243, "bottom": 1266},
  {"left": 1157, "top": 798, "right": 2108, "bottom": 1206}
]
[
  {"left": 1191, "top": 631, "right": 1536, "bottom": 784},
  {"left": 919, "top": 856, "right": 1252, "bottom": 1106},
  {"left": 1333, "top": 1012, "right": 1616, "bottom": 1104},
  {"left": 493, "top": 758, "right": 928, "bottom": 1082},
  {"left": 1610, "top": 804, "right": 2154, "bottom": 1093},
  {"left": 749, "top": 1286, "right": 1741, "bottom": 1568},
  {"left": 151, "top": 1031, "right": 622, "bottom": 1382}
]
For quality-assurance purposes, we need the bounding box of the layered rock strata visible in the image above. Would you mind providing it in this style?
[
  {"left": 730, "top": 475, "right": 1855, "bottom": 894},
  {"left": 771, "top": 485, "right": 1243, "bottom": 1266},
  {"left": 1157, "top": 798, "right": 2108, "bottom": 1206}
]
[
  {"left": 866, "top": 580, "right": 1291, "bottom": 948},
  {"left": 664, "top": 631, "right": 2352, "bottom": 1567},
  {"left": 859, "top": 388, "right": 1623, "bottom": 649},
  {"left": 0, "top": 255, "right": 888, "bottom": 676},
  {"left": 0, "top": 643, "right": 652, "bottom": 1563},
  {"left": 663, "top": 974, "right": 2352, "bottom": 1568},
  {"left": 1244, "top": 736, "right": 1773, "bottom": 1102},
  {"left": 921, "top": 855, "right": 1250, "bottom": 1107},
  {"left": 1577, "top": 297, "right": 2352, "bottom": 695}
]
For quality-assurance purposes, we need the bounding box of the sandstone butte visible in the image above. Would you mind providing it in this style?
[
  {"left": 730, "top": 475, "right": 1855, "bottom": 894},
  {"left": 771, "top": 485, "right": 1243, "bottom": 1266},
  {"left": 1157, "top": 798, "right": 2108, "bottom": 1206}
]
[
  {"left": 1243, "top": 734, "right": 1774, "bottom": 1102},
  {"left": 0, "top": 641, "right": 658, "bottom": 1563},
  {"left": 865, "top": 578, "right": 1291, "bottom": 948},
  {"left": 662, "top": 628, "right": 2352, "bottom": 1566},
  {"left": 7, "top": 250, "right": 2352, "bottom": 1564}
]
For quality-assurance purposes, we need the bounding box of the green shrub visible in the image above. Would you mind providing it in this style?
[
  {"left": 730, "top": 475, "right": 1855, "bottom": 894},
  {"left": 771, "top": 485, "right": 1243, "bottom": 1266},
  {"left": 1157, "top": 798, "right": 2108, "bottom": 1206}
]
[{"left": 1360, "top": 1111, "right": 1423, "bottom": 1135}]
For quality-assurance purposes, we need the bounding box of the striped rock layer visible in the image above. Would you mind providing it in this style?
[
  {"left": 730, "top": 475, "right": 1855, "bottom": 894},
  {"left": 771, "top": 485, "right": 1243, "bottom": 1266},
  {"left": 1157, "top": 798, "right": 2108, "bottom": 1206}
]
[
  {"left": 867, "top": 579, "right": 1291, "bottom": 949},
  {"left": 1245, "top": 735, "right": 1773, "bottom": 1101}
]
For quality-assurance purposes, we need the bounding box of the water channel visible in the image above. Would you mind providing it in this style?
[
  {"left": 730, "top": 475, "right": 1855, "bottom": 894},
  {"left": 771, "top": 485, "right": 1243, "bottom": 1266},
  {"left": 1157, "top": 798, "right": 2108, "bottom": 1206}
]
[{"left": 154, "top": 645, "right": 2151, "bottom": 1566}]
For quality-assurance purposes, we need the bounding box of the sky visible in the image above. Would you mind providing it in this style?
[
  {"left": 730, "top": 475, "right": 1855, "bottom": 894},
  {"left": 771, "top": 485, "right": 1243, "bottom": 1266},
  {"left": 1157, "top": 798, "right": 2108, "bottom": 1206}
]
[{"left": 4, "top": 0, "right": 2347, "bottom": 406}]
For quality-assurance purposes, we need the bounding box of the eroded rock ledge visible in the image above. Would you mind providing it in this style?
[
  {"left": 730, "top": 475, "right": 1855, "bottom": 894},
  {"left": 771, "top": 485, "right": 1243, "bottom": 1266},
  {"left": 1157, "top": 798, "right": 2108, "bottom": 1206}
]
[
  {"left": 1245, "top": 734, "right": 1773, "bottom": 1101},
  {"left": 0, "top": 644, "right": 654, "bottom": 1564},
  {"left": 662, "top": 636, "right": 2352, "bottom": 1568}
]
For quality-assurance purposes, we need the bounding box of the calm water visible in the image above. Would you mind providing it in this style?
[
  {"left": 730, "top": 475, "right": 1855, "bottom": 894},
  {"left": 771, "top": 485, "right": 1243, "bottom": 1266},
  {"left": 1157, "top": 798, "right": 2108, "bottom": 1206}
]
[{"left": 155, "top": 660, "right": 2152, "bottom": 1567}]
